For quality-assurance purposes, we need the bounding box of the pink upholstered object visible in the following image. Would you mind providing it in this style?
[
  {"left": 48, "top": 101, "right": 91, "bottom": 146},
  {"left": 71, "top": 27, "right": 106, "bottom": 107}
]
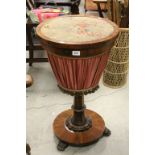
[
  {"left": 48, "top": 52, "right": 109, "bottom": 90},
  {"left": 32, "top": 8, "right": 61, "bottom": 22}
]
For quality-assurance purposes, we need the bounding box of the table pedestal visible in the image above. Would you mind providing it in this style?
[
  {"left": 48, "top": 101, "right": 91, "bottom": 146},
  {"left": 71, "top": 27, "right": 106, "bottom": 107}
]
[{"left": 53, "top": 93, "right": 111, "bottom": 151}]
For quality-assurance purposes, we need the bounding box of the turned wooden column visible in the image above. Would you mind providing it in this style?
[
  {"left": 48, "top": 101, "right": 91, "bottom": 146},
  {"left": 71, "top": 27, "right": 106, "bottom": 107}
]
[
  {"left": 66, "top": 94, "right": 92, "bottom": 132},
  {"left": 72, "top": 94, "right": 86, "bottom": 126}
]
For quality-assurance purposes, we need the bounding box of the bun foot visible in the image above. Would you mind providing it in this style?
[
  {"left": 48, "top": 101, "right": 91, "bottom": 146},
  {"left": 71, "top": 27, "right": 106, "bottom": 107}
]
[
  {"left": 103, "top": 127, "right": 111, "bottom": 137},
  {"left": 57, "top": 140, "right": 68, "bottom": 151}
]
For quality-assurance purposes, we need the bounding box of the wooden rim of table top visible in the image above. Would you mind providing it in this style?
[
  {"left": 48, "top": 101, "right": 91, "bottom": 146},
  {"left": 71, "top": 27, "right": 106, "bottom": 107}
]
[{"left": 36, "top": 15, "right": 119, "bottom": 49}]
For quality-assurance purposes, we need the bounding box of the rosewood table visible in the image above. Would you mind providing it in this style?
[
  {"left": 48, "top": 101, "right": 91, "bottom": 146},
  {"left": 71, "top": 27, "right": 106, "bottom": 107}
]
[{"left": 36, "top": 15, "right": 119, "bottom": 151}]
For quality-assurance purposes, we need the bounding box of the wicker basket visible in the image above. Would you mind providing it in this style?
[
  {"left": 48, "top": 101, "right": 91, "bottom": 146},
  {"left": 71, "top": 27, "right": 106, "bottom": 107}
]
[
  {"left": 103, "top": 70, "right": 128, "bottom": 88},
  {"left": 103, "top": 28, "right": 129, "bottom": 88}
]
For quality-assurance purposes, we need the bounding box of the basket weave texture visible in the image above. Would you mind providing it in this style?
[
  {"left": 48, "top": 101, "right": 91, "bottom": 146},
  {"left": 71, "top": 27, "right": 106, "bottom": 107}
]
[{"left": 103, "top": 28, "right": 129, "bottom": 88}]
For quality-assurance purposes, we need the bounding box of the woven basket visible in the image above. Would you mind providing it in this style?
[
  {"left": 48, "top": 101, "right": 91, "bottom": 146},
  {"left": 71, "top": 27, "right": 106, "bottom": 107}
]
[
  {"left": 103, "top": 71, "right": 128, "bottom": 88},
  {"left": 103, "top": 28, "right": 129, "bottom": 88},
  {"left": 105, "top": 59, "right": 128, "bottom": 73}
]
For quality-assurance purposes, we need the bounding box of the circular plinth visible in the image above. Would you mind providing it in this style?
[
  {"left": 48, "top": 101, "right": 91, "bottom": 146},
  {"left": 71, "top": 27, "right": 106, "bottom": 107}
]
[{"left": 53, "top": 109, "right": 105, "bottom": 146}]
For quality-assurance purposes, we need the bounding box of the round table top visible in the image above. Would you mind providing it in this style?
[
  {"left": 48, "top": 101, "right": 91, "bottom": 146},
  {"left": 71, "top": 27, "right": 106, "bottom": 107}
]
[{"left": 36, "top": 15, "right": 119, "bottom": 47}]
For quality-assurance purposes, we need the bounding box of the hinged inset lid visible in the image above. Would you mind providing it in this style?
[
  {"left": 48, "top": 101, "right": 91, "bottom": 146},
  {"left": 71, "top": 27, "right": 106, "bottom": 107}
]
[{"left": 36, "top": 15, "right": 119, "bottom": 49}]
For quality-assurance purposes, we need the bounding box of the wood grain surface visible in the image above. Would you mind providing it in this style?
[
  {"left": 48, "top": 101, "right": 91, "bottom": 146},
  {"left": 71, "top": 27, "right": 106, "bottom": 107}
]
[{"left": 53, "top": 109, "right": 105, "bottom": 145}]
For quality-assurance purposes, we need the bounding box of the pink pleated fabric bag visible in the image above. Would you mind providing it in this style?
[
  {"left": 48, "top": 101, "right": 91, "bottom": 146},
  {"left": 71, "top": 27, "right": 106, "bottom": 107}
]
[{"left": 48, "top": 52, "right": 109, "bottom": 91}]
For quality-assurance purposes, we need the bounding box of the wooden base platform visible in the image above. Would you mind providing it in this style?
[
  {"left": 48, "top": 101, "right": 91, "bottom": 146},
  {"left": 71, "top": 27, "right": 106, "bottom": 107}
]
[{"left": 53, "top": 109, "right": 111, "bottom": 151}]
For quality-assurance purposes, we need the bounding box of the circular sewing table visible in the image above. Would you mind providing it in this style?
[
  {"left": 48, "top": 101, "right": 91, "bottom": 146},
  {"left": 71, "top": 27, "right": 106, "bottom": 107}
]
[{"left": 36, "top": 15, "right": 119, "bottom": 151}]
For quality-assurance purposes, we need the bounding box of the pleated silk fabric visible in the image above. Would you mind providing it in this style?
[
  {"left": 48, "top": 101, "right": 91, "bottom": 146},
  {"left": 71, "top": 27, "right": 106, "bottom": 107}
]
[{"left": 48, "top": 53, "right": 109, "bottom": 90}]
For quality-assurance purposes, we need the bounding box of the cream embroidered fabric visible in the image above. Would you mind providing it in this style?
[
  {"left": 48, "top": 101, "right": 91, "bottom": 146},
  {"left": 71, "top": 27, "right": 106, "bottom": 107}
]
[{"left": 40, "top": 16, "right": 114, "bottom": 43}]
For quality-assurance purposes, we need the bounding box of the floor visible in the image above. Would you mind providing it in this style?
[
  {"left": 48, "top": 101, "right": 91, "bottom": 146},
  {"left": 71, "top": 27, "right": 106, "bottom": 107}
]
[
  {"left": 26, "top": 1, "right": 128, "bottom": 155},
  {"left": 26, "top": 63, "right": 128, "bottom": 155}
]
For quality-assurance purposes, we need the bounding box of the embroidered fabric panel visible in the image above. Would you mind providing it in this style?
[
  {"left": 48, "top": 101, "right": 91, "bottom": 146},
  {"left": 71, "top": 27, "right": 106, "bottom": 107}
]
[{"left": 40, "top": 16, "right": 114, "bottom": 43}]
